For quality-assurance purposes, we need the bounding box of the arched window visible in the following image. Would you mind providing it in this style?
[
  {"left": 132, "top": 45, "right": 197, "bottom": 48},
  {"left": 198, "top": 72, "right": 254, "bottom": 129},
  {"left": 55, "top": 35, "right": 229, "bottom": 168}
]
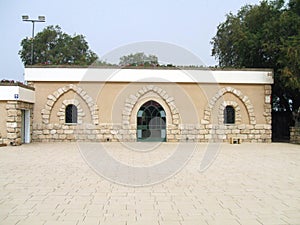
[
  {"left": 137, "top": 100, "right": 166, "bottom": 142},
  {"left": 224, "top": 105, "right": 235, "bottom": 124},
  {"left": 65, "top": 104, "right": 78, "bottom": 124}
]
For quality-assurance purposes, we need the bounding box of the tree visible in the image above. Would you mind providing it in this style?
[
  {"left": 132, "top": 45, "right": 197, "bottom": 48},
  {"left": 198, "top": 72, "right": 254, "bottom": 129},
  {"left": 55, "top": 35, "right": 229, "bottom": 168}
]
[
  {"left": 211, "top": 0, "right": 300, "bottom": 114},
  {"left": 119, "top": 52, "right": 158, "bottom": 66},
  {"left": 19, "top": 25, "right": 98, "bottom": 66}
]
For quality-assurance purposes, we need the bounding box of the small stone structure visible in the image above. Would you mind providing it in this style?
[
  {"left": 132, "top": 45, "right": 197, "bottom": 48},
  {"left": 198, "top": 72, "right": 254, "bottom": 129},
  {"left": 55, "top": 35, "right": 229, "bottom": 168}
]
[
  {"left": 0, "top": 83, "right": 34, "bottom": 146},
  {"left": 5, "top": 101, "right": 34, "bottom": 145}
]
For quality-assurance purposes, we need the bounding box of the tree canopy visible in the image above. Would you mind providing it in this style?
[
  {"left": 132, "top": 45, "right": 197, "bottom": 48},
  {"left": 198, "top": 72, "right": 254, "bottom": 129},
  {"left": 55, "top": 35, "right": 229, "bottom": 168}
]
[
  {"left": 211, "top": 0, "right": 300, "bottom": 113},
  {"left": 119, "top": 52, "right": 158, "bottom": 66},
  {"left": 19, "top": 25, "right": 98, "bottom": 66}
]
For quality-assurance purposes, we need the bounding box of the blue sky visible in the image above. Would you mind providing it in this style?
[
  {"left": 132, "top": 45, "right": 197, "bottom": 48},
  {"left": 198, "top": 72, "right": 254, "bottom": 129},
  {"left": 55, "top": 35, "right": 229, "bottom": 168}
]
[{"left": 0, "top": 0, "right": 259, "bottom": 81}]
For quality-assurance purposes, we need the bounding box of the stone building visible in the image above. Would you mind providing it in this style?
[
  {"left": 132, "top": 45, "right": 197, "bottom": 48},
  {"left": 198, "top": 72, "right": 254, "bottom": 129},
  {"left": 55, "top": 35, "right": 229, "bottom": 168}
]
[
  {"left": 0, "top": 67, "right": 274, "bottom": 145},
  {"left": 0, "top": 82, "right": 34, "bottom": 146}
]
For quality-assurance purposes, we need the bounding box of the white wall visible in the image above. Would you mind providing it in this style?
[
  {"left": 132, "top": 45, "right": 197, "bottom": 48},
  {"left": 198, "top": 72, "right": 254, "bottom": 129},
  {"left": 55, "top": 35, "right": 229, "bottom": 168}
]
[{"left": 0, "top": 86, "right": 35, "bottom": 103}]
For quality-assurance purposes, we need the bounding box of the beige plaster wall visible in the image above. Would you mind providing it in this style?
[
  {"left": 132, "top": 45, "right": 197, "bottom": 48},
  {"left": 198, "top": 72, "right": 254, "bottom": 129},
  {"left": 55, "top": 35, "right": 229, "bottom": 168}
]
[
  {"left": 108, "top": 82, "right": 205, "bottom": 125},
  {"left": 32, "top": 82, "right": 267, "bottom": 125}
]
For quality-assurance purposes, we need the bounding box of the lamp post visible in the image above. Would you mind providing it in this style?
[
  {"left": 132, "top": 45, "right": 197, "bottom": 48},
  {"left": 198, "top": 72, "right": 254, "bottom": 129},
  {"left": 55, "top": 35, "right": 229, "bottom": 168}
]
[{"left": 22, "top": 15, "right": 46, "bottom": 65}]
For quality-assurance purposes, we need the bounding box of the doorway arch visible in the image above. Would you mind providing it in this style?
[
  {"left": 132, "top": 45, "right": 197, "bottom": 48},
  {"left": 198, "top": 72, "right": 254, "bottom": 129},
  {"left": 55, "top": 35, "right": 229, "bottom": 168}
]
[{"left": 137, "top": 100, "right": 166, "bottom": 142}]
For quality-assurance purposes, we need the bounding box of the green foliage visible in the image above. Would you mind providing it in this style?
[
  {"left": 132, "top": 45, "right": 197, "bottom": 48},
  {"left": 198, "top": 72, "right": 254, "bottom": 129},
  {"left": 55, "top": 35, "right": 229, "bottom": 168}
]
[
  {"left": 119, "top": 52, "right": 158, "bottom": 66},
  {"left": 92, "top": 60, "right": 117, "bottom": 67},
  {"left": 211, "top": 0, "right": 300, "bottom": 112},
  {"left": 19, "top": 25, "right": 98, "bottom": 66}
]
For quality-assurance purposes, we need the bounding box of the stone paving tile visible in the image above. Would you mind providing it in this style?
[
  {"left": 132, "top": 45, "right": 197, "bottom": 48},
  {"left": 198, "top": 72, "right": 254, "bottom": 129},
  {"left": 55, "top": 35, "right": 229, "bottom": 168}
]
[{"left": 0, "top": 142, "right": 299, "bottom": 225}]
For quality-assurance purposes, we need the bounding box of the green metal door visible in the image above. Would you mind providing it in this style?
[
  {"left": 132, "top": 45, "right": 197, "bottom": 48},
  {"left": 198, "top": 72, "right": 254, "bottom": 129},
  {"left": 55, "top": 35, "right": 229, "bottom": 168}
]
[{"left": 137, "top": 101, "right": 166, "bottom": 142}]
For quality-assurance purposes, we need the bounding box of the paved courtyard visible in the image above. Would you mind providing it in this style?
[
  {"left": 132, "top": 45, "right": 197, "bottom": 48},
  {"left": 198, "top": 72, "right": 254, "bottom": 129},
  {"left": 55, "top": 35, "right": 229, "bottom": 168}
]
[{"left": 0, "top": 142, "right": 299, "bottom": 225}]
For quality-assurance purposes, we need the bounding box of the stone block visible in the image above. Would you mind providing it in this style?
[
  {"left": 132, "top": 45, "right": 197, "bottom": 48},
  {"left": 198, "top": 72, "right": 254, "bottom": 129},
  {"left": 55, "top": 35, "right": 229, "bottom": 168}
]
[
  {"left": 173, "top": 119, "right": 179, "bottom": 125},
  {"left": 64, "top": 130, "right": 74, "bottom": 134},
  {"left": 6, "top": 128, "right": 15, "bottom": 133},
  {"left": 241, "top": 129, "right": 250, "bottom": 134},
  {"left": 255, "top": 124, "right": 265, "bottom": 129},
  {"left": 46, "top": 124, "right": 54, "bottom": 129},
  {"left": 171, "top": 129, "right": 180, "bottom": 135},
  {"left": 66, "top": 134, "right": 74, "bottom": 140},
  {"left": 218, "top": 135, "right": 226, "bottom": 139},
  {"left": 42, "top": 114, "right": 50, "bottom": 119},
  {"left": 187, "top": 135, "right": 195, "bottom": 140},
  {"left": 7, "top": 110, "right": 17, "bottom": 117},
  {"left": 232, "top": 129, "right": 240, "bottom": 134},
  {"left": 205, "top": 124, "right": 213, "bottom": 129},
  {"left": 92, "top": 130, "right": 100, "bottom": 134},
  {"left": 6, "top": 117, "right": 16, "bottom": 122},
  {"left": 196, "top": 135, "right": 205, "bottom": 139},
  {"left": 7, "top": 122, "right": 17, "bottom": 128},
  {"left": 6, "top": 103, "right": 16, "bottom": 109},
  {"left": 254, "top": 134, "right": 261, "bottom": 139},
  {"left": 33, "top": 130, "right": 43, "bottom": 135},
  {"left": 88, "top": 135, "right": 96, "bottom": 140},
  {"left": 201, "top": 119, "right": 209, "bottom": 125},
  {"left": 238, "top": 124, "right": 246, "bottom": 129},
  {"left": 181, "top": 130, "right": 188, "bottom": 135},
  {"left": 46, "top": 100, "right": 55, "bottom": 107},
  {"left": 172, "top": 114, "right": 179, "bottom": 119},
  {"left": 245, "top": 125, "right": 254, "bottom": 129},
  {"left": 250, "top": 130, "right": 258, "bottom": 134},
  {"left": 205, "top": 134, "right": 212, "bottom": 139},
  {"left": 216, "top": 130, "right": 225, "bottom": 135},
  {"left": 264, "top": 124, "right": 272, "bottom": 130},
  {"left": 38, "top": 134, "right": 46, "bottom": 139},
  {"left": 168, "top": 134, "right": 175, "bottom": 140},
  {"left": 175, "top": 134, "right": 182, "bottom": 140},
  {"left": 166, "top": 97, "right": 174, "bottom": 103},
  {"left": 56, "top": 129, "right": 63, "bottom": 134},
  {"left": 7, "top": 133, "right": 17, "bottom": 139},
  {"left": 59, "top": 134, "right": 67, "bottom": 139}
]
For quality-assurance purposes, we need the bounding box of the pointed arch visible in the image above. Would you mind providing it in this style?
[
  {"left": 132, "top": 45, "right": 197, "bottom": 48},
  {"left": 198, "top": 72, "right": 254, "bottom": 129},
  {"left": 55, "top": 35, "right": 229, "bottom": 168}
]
[
  {"left": 122, "top": 85, "right": 180, "bottom": 128},
  {"left": 203, "top": 87, "right": 256, "bottom": 125},
  {"left": 218, "top": 101, "right": 242, "bottom": 125},
  {"left": 41, "top": 84, "right": 99, "bottom": 125}
]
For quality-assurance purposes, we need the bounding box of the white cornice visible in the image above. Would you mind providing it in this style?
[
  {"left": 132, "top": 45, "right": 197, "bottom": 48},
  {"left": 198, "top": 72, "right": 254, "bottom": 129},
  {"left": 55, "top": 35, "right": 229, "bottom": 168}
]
[
  {"left": 24, "top": 68, "right": 274, "bottom": 84},
  {"left": 0, "top": 86, "right": 35, "bottom": 103}
]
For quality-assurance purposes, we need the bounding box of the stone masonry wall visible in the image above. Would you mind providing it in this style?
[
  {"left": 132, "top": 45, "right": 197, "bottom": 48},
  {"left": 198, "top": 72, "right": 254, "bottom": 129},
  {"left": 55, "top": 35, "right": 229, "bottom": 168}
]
[
  {"left": 6, "top": 101, "right": 33, "bottom": 145},
  {"left": 290, "top": 127, "right": 300, "bottom": 144},
  {"left": 32, "top": 123, "right": 272, "bottom": 143},
  {"left": 0, "top": 132, "right": 5, "bottom": 146}
]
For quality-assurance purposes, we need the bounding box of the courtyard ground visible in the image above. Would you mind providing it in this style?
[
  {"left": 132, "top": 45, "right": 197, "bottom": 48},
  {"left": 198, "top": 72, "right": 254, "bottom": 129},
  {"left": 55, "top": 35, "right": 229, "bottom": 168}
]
[{"left": 0, "top": 142, "right": 299, "bottom": 225}]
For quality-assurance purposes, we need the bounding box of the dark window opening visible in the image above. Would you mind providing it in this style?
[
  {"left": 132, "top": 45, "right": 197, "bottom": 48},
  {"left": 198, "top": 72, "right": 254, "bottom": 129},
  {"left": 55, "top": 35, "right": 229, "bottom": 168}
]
[
  {"left": 224, "top": 105, "right": 235, "bottom": 124},
  {"left": 65, "top": 104, "right": 78, "bottom": 124}
]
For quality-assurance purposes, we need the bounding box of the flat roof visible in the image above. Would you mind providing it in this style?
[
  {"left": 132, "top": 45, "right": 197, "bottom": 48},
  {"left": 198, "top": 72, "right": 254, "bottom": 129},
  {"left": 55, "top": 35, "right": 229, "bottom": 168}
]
[
  {"left": 24, "top": 67, "right": 274, "bottom": 84},
  {"left": 0, "top": 84, "right": 35, "bottom": 103}
]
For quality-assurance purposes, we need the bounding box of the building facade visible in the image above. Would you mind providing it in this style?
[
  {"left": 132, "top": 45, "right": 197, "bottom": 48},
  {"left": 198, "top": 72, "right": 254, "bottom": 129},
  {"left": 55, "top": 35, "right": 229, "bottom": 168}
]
[{"left": 0, "top": 67, "right": 274, "bottom": 145}]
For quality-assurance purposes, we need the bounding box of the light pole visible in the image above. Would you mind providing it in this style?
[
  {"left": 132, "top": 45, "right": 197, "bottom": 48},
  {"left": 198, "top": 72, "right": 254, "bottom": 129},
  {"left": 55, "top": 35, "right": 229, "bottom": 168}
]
[{"left": 22, "top": 15, "right": 46, "bottom": 65}]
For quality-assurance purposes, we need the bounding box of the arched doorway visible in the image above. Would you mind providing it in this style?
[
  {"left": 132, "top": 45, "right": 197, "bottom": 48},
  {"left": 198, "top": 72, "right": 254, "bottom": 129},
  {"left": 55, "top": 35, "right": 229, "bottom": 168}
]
[{"left": 137, "top": 100, "right": 166, "bottom": 142}]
